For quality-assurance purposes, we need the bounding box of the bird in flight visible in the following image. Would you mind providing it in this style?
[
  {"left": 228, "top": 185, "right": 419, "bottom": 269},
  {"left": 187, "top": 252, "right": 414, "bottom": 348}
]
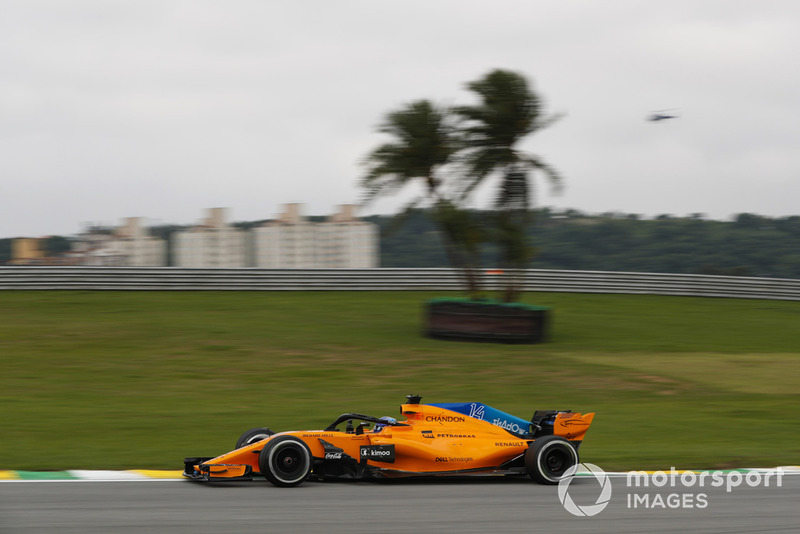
[{"left": 647, "top": 109, "right": 679, "bottom": 122}]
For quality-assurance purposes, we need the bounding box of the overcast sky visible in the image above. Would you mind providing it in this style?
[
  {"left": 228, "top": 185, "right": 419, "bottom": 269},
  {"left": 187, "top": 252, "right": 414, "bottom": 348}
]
[{"left": 2, "top": 0, "right": 799, "bottom": 238}]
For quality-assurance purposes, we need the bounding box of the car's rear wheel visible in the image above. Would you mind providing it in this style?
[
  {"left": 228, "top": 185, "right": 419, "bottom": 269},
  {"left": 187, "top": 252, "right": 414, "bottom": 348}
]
[
  {"left": 259, "top": 436, "right": 312, "bottom": 487},
  {"left": 525, "top": 436, "right": 579, "bottom": 485},
  {"left": 235, "top": 427, "right": 275, "bottom": 449}
]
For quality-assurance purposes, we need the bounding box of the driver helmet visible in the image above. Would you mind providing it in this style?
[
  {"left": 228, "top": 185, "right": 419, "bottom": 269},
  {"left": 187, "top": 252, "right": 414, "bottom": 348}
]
[{"left": 372, "top": 416, "right": 397, "bottom": 433}]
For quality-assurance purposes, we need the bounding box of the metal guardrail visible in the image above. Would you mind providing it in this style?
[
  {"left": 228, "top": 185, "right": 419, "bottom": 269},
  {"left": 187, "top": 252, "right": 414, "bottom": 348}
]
[{"left": 1, "top": 267, "right": 799, "bottom": 300}]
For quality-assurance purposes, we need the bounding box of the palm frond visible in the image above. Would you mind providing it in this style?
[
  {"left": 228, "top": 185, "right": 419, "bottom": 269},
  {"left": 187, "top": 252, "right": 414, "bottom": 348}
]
[
  {"left": 361, "top": 99, "right": 457, "bottom": 202},
  {"left": 525, "top": 155, "right": 564, "bottom": 195}
]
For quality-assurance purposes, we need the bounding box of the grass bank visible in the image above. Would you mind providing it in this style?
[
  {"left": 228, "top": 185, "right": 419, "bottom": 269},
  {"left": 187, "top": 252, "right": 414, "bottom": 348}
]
[{"left": 1, "top": 291, "right": 798, "bottom": 470}]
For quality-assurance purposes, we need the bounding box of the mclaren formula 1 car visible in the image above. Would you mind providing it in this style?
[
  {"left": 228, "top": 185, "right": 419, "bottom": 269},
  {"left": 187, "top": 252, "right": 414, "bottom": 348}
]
[{"left": 184, "top": 395, "right": 594, "bottom": 487}]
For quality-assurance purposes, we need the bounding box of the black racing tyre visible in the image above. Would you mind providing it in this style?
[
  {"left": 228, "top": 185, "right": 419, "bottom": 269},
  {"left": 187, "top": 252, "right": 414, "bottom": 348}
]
[
  {"left": 259, "top": 436, "right": 312, "bottom": 487},
  {"left": 235, "top": 427, "right": 275, "bottom": 449},
  {"left": 524, "top": 436, "right": 579, "bottom": 485}
]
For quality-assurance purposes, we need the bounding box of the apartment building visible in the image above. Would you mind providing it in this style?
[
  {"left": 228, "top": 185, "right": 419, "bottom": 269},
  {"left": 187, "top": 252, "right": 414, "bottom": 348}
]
[
  {"left": 172, "top": 208, "right": 248, "bottom": 268},
  {"left": 253, "top": 204, "right": 316, "bottom": 268},
  {"left": 314, "top": 204, "right": 378, "bottom": 268},
  {"left": 8, "top": 238, "right": 44, "bottom": 265},
  {"left": 58, "top": 205, "right": 377, "bottom": 269},
  {"left": 112, "top": 217, "right": 167, "bottom": 266},
  {"left": 252, "top": 204, "right": 378, "bottom": 268},
  {"left": 73, "top": 218, "right": 167, "bottom": 266}
]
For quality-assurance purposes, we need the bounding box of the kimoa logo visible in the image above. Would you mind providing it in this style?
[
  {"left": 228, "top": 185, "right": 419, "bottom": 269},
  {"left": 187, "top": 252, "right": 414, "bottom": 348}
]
[
  {"left": 359, "top": 445, "right": 395, "bottom": 463},
  {"left": 558, "top": 463, "right": 612, "bottom": 517},
  {"left": 361, "top": 449, "right": 391, "bottom": 456}
]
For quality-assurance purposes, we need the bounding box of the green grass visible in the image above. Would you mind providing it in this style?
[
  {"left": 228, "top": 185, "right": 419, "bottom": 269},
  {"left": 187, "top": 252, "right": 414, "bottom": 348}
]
[{"left": 1, "top": 291, "right": 798, "bottom": 471}]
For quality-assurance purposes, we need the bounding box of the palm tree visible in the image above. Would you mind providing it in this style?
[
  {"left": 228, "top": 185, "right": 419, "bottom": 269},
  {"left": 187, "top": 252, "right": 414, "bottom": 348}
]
[
  {"left": 361, "top": 100, "right": 482, "bottom": 295},
  {"left": 362, "top": 100, "right": 453, "bottom": 202},
  {"left": 455, "top": 69, "right": 562, "bottom": 301}
]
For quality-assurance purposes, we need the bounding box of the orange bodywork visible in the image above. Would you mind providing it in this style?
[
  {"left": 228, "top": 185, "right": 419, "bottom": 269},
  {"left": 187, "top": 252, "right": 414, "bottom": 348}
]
[
  {"left": 554, "top": 412, "right": 594, "bottom": 442},
  {"left": 189, "top": 402, "right": 594, "bottom": 480}
]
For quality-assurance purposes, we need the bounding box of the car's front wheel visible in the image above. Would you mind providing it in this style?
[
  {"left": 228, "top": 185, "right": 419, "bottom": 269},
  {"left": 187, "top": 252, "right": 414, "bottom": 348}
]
[
  {"left": 235, "top": 427, "right": 275, "bottom": 449},
  {"left": 524, "top": 436, "right": 579, "bottom": 484},
  {"left": 259, "top": 436, "right": 312, "bottom": 487}
]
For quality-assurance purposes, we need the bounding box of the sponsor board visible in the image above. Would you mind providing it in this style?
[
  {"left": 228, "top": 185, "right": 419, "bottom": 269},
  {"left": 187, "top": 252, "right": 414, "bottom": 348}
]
[{"left": 360, "top": 445, "right": 395, "bottom": 463}]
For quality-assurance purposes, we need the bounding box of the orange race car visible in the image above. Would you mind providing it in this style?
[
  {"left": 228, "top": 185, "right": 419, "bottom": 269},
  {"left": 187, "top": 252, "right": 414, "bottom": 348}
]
[{"left": 183, "top": 395, "right": 594, "bottom": 487}]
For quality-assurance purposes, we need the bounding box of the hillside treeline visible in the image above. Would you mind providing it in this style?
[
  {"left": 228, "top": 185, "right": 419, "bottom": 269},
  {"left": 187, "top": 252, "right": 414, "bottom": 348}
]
[
  {"left": 2, "top": 210, "right": 799, "bottom": 279},
  {"left": 368, "top": 210, "right": 800, "bottom": 279}
]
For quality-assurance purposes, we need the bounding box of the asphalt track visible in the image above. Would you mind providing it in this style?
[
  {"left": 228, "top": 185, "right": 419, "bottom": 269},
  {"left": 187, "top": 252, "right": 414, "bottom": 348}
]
[{"left": 1, "top": 475, "right": 798, "bottom": 533}]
